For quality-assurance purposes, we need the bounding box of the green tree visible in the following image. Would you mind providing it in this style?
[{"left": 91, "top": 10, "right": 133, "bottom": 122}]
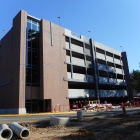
[{"left": 130, "top": 70, "right": 140, "bottom": 93}]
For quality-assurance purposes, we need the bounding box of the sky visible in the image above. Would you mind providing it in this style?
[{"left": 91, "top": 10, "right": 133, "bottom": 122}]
[{"left": 0, "top": 0, "right": 140, "bottom": 72}]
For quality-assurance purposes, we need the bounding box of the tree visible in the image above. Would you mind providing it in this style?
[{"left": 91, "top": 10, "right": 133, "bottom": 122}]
[{"left": 130, "top": 70, "right": 140, "bottom": 93}]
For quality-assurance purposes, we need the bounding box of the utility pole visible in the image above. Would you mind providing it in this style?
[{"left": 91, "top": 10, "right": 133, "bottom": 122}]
[
  {"left": 57, "top": 16, "right": 61, "bottom": 26},
  {"left": 88, "top": 30, "right": 91, "bottom": 38},
  {"left": 120, "top": 46, "right": 123, "bottom": 52}
]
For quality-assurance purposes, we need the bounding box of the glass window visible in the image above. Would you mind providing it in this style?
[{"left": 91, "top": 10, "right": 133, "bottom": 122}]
[
  {"left": 37, "top": 25, "right": 40, "bottom": 32},
  {"left": 32, "top": 68, "right": 38, "bottom": 83},
  {"left": 28, "top": 39, "right": 31, "bottom": 48},
  {"left": 26, "top": 18, "right": 40, "bottom": 87},
  {"left": 32, "top": 51, "right": 38, "bottom": 65},
  {"left": 32, "top": 37, "right": 38, "bottom": 50},
  {"left": 26, "top": 68, "right": 31, "bottom": 83},
  {"left": 32, "top": 20, "right": 38, "bottom": 25},
  {"left": 27, "top": 51, "right": 31, "bottom": 65},
  {"left": 32, "top": 24, "right": 37, "bottom": 32},
  {"left": 27, "top": 22, "right": 31, "bottom": 32}
]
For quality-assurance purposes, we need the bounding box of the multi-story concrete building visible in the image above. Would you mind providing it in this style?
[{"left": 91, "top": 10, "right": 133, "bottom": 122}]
[{"left": 0, "top": 10, "right": 132, "bottom": 114}]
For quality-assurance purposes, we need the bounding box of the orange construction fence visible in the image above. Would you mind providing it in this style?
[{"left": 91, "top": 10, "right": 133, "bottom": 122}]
[
  {"left": 122, "top": 101, "right": 140, "bottom": 108},
  {"left": 50, "top": 104, "right": 71, "bottom": 113}
]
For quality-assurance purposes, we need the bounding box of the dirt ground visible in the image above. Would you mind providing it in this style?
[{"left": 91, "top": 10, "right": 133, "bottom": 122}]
[{"left": 10, "top": 112, "right": 140, "bottom": 140}]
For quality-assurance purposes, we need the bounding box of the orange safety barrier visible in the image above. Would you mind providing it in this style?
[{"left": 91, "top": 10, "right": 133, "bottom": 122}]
[
  {"left": 59, "top": 104, "right": 70, "bottom": 112},
  {"left": 90, "top": 106, "right": 93, "bottom": 111},
  {"left": 76, "top": 104, "right": 78, "bottom": 111},
  {"left": 96, "top": 103, "right": 99, "bottom": 112},
  {"left": 110, "top": 105, "right": 112, "bottom": 111},
  {"left": 101, "top": 103, "right": 104, "bottom": 110},
  {"left": 106, "top": 105, "right": 108, "bottom": 111},
  {"left": 87, "top": 104, "right": 94, "bottom": 112},
  {"left": 104, "top": 103, "right": 113, "bottom": 111},
  {"left": 109, "top": 103, "right": 112, "bottom": 111},
  {"left": 137, "top": 101, "right": 139, "bottom": 107},
  {"left": 89, "top": 103, "right": 113, "bottom": 112},
  {"left": 134, "top": 102, "right": 136, "bottom": 108},
  {"left": 54, "top": 105, "right": 60, "bottom": 113}
]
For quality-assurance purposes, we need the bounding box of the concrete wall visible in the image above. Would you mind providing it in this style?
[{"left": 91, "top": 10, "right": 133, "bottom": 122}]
[
  {"left": 68, "top": 89, "right": 95, "bottom": 98},
  {"left": 0, "top": 10, "right": 27, "bottom": 114},
  {"left": 41, "top": 20, "right": 69, "bottom": 108},
  {"left": 71, "top": 44, "right": 84, "bottom": 53},
  {"left": 72, "top": 57, "right": 85, "bottom": 66}
]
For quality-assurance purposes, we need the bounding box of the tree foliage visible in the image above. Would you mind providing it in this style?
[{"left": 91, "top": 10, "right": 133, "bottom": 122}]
[{"left": 130, "top": 70, "right": 140, "bottom": 93}]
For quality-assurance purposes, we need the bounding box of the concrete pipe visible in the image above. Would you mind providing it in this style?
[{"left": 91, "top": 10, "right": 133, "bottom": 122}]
[
  {"left": 0, "top": 124, "right": 13, "bottom": 140},
  {"left": 9, "top": 122, "right": 30, "bottom": 139},
  {"left": 50, "top": 116, "right": 70, "bottom": 126}
]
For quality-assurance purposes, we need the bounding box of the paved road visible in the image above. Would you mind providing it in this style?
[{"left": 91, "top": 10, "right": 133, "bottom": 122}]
[{"left": 0, "top": 107, "right": 140, "bottom": 124}]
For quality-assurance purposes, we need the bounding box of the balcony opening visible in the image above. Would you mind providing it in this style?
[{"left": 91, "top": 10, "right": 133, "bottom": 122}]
[
  {"left": 68, "top": 82, "right": 94, "bottom": 89},
  {"left": 116, "top": 64, "right": 122, "bottom": 69},
  {"left": 73, "top": 65, "right": 86, "bottom": 74},
  {"left": 65, "top": 37, "right": 70, "bottom": 49},
  {"left": 87, "top": 68, "right": 93, "bottom": 75},
  {"left": 66, "top": 50, "right": 71, "bottom": 63},
  {"left": 99, "top": 71, "right": 108, "bottom": 77},
  {"left": 85, "top": 44, "right": 91, "bottom": 50},
  {"left": 86, "top": 55, "right": 91, "bottom": 61},
  {"left": 71, "top": 38, "right": 83, "bottom": 47},
  {"left": 66, "top": 50, "right": 70, "bottom": 56},
  {"left": 67, "top": 64, "right": 72, "bottom": 79},
  {"left": 65, "top": 37, "right": 69, "bottom": 42},
  {"left": 72, "top": 51, "right": 84, "bottom": 59},
  {"left": 108, "top": 73, "right": 116, "bottom": 78},
  {"left": 107, "top": 62, "right": 114, "bottom": 67},
  {"left": 99, "top": 85, "right": 126, "bottom": 90},
  {"left": 117, "top": 74, "right": 123, "bottom": 79},
  {"left": 97, "top": 59, "right": 106, "bottom": 65},
  {"left": 114, "top": 54, "right": 120, "bottom": 59},
  {"left": 96, "top": 48, "right": 105, "bottom": 54},
  {"left": 67, "top": 64, "right": 71, "bottom": 72},
  {"left": 70, "top": 39, "right": 84, "bottom": 53},
  {"left": 106, "top": 52, "right": 113, "bottom": 57}
]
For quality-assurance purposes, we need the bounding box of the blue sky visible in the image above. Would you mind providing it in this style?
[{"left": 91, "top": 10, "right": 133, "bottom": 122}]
[{"left": 0, "top": 0, "right": 140, "bottom": 72}]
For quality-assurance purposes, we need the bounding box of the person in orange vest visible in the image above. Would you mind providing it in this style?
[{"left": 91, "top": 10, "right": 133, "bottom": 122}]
[{"left": 122, "top": 102, "right": 126, "bottom": 115}]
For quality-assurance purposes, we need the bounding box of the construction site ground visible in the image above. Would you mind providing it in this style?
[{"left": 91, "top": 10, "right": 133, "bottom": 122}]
[{"left": 9, "top": 110, "right": 140, "bottom": 140}]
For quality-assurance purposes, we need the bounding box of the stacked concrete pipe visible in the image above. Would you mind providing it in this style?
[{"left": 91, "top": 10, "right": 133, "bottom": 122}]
[
  {"left": 0, "top": 124, "right": 13, "bottom": 140},
  {"left": 10, "top": 122, "right": 30, "bottom": 139}
]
